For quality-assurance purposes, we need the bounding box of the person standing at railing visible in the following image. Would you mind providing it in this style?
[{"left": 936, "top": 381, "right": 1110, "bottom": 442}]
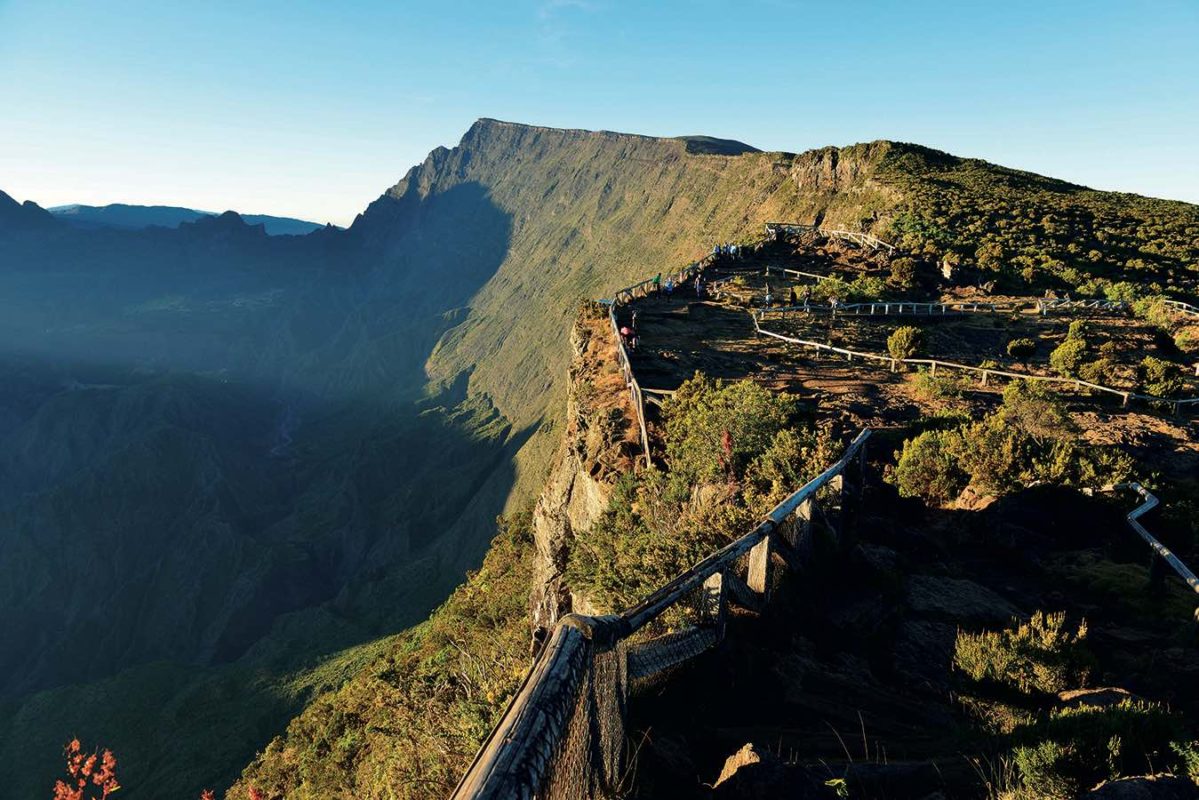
[
  {"left": 764, "top": 282, "right": 773, "bottom": 309},
  {"left": 802, "top": 285, "right": 811, "bottom": 312},
  {"left": 695, "top": 275, "right": 705, "bottom": 299},
  {"left": 653, "top": 273, "right": 661, "bottom": 293},
  {"left": 664, "top": 277, "right": 675, "bottom": 296},
  {"left": 788, "top": 287, "right": 798, "bottom": 307}
]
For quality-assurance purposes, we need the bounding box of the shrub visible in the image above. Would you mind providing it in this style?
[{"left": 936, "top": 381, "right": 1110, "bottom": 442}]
[
  {"left": 1049, "top": 337, "right": 1087, "bottom": 378},
  {"left": 1139, "top": 356, "right": 1184, "bottom": 398},
  {"left": 1066, "top": 320, "right": 1090, "bottom": 341},
  {"left": 1170, "top": 741, "right": 1199, "bottom": 784},
  {"left": 569, "top": 374, "right": 837, "bottom": 611},
  {"left": 847, "top": 274, "right": 887, "bottom": 301},
  {"left": 889, "top": 257, "right": 916, "bottom": 288},
  {"left": 953, "top": 611, "right": 1091, "bottom": 695},
  {"left": 1007, "top": 338, "right": 1037, "bottom": 361},
  {"left": 891, "top": 429, "right": 968, "bottom": 505},
  {"left": 912, "top": 367, "right": 964, "bottom": 401},
  {"left": 1011, "top": 701, "right": 1184, "bottom": 798},
  {"left": 811, "top": 276, "right": 852, "bottom": 303},
  {"left": 890, "top": 382, "right": 1134, "bottom": 502},
  {"left": 53, "top": 740, "right": 120, "bottom": 800},
  {"left": 888, "top": 325, "right": 925, "bottom": 360}
]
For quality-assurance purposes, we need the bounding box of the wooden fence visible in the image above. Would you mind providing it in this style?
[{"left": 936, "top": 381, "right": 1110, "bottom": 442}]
[
  {"left": 753, "top": 318, "right": 1199, "bottom": 417},
  {"left": 450, "top": 431, "right": 872, "bottom": 800},
  {"left": 765, "top": 222, "right": 896, "bottom": 254}
]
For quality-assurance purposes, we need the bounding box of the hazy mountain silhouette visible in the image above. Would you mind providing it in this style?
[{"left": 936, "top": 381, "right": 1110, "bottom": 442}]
[{"left": 49, "top": 202, "right": 329, "bottom": 235}]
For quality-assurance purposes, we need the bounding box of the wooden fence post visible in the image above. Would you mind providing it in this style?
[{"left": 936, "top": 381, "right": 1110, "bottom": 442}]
[{"left": 746, "top": 535, "right": 773, "bottom": 603}]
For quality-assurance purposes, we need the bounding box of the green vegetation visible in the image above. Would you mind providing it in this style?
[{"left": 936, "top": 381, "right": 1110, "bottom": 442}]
[
  {"left": 232, "top": 512, "right": 535, "bottom": 800},
  {"left": 911, "top": 367, "right": 966, "bottom": 402},
  {"left": 1006, "top": 338, "right": 1037, "bottom": 361},
  {"left": 891, "top": 381, "right": 1134, "bottom": 504},
  {"left": 954, "top": 612, "right": 1092, "bottom": 696},
  {"left": 880, "top": 144, "right": 1199, "bottom": 296},
  {"left": 1139, "top": 355, "right": 1185, "bottom": 398},
  {"left": 1008, "top": 702, "right": 1184, "bottom": 799},
  {"left": 566, "top": 374, "right": 837, "bottom": 611},
  {"left": 887, "top": 325, "right": 925, "bottom": 360}
]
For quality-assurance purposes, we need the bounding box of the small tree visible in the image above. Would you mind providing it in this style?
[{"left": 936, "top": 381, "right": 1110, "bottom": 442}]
[
  {"left": 1140, "top": 356, "right": 1184, "bottom": 398},
  {"left": 1049, "top": 338, "right": 1087, "bottom": 378},
  {"left": 888, "top": 326, "right": 925, "bottom": 361},
  {"left": 889, "top": 257, "right": 916, "bottom": 289},
  {"left": 1007, "top": 337, "right": 1037, "bottom": 361},
  {"left": 1066, "top": 320, "right": 1089, "bottom": 341},
  {"left": 891, "top": 430, "right": 967, "bottom": 505}
]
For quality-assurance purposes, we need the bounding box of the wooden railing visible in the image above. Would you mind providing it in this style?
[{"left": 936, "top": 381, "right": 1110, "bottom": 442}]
[
  {"left": 753, "top": 318, "right": 1199, "bottom": 416},
  {"left": 757, "top": 300, "right": 1009, "bottom": 318},
  {"left": 451, "top": 431, "right": 871, "bottom": 800},
  {"left": 765, "top": 222, "right": 896, "bottom": 254}
]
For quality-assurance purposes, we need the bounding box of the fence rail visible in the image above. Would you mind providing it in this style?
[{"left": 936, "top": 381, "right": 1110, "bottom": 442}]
[
  {"left": 451, "top": 431, "right": 871, "bottom": 800},
  {"left": 765, "top": 222, "right": 896, "bottom": 254},
  {"left": 757, "top": 300, "right": 1009, "bottom": 319},
  {"left": 753, "top": 319, "right": 1199, "bottom": 416},
  {"left": 1037, "top": 298, "right": 1128, "bottom": 315},
  {"left": 1165, "top": 299, "right": 1199, "bottom": 319},
  {"left": 1118, "top": 483, "right": 1199, "bottom": 600}
]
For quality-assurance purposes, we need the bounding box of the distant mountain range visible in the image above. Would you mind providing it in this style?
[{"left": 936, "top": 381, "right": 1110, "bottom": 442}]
[{"left": 48, "top": 202, "right": 330, "bottom": 236}]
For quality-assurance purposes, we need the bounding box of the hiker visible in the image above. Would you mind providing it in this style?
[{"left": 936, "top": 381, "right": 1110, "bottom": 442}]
[
  {"left": 619, "top": 325, "right": 632, "bottom": 347},
  {"left": 802, "top": 286, "right": 812, "bottom": 311},
  {"left": 695, "top": 276, "right": 705, "bottom": 298},
  {"left": 731, "top": 244, "right": 739, "bottom": 259},
  {"left": 664, "top": 278, "right": 675, "bottom": 296},
  {"left": 830, "top": 295, "right": 839, "bottom": 314},
  {"left": 631, "top": 310, "right": 639, "bottom": 332},
  {"left": 788, "top": 287, "right": 798, "bottom": 306},
  {"left": 653, "top": 273, "right": 661, "bottom": 293}
]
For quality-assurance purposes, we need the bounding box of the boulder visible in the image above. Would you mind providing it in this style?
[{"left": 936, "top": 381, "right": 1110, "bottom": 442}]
[
  {"left": 1086, "top": 775, "right": 1199, "bottom": 799},
  {"left": 906, "top": 575, "right": 1021, "bottom": 625}
]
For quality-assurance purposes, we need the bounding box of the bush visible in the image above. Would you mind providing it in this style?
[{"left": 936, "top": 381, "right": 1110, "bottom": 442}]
[
  {"left": 953, "top": 611, "right": 1092, "bottom": 695},
  {"left": 888, "top": 325, "right": 925, "bottom": 360},
  {"left": 1049, "top": 337, "right": 1087, "bottom": 378},
  {"left": 1139, "top": 356, "right": 1184, "bottom": 398},
  {"left": 889, "top": 257, "right": 916, "bottom": 288},
  {"left": 568, "top": 374, "right": 839, "bottom": 611},
  {"left": 1011, "top": 701, "right": 1184, "bottom": 798},
  {"left": 1066, "top": 320, "right": 1090, "bottom": 341},
  {"left": 889, "top": 382, "right": 1134, "bottom": 502},
  {"left": 1007, "top": 338, "right": 1037, "bottom": 361},
  {"left": 847, "top": 274, "right": 887, "bottom": 301},
  {"left": 912, "top": 367, "right": 965, "bottom": 401},
  {"left": 891, "top": 429, "right": 968, "bottom": 505}
]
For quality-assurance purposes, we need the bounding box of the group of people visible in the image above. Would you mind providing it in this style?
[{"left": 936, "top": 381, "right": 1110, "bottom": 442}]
[
  {"left": 762, "top": 283, "right": 812, "bottom": 310},
  {"left": 712, "top": 243, "right": 741, "bottom": 260}
]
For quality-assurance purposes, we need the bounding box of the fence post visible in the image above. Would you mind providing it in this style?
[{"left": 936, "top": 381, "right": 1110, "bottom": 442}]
[
  {"left": 930, "top": 362, "right": 938, "bottom": 377},
  {"left": 746, "top": 534, "right": 773, "bottom": 602},
  {"left": 706, "top": 571, "right": 727, "bottom": 641}
]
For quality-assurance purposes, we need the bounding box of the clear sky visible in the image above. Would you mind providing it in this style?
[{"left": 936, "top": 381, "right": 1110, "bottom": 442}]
[{"left": 1, "top": 0, "right": 1196, "bottom": 227}]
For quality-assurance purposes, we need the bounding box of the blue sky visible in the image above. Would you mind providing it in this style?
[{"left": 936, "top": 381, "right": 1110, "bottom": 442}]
[{"left": 1, "top": 0, "right": 1196, "bottom": 226}]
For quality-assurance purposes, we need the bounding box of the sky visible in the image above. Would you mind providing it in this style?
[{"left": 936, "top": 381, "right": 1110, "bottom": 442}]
[{"left": 1, "top": 0, "right": 1197, "bottom": 227}]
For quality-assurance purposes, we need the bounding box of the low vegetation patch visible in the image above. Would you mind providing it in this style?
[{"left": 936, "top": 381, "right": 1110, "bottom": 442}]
[
  {"left": 566, "top": 373, "right": 839, "bottom": 612},
  {"left": 954, "top": 611, "right": 1092, "bottom": 696},
  {"left": 890, "top": 381, "right": 1134, "bottom": 504}
]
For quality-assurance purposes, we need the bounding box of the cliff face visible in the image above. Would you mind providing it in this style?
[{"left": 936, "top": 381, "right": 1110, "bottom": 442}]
[{"left": 529, "top": 310, "right": 637, "bottom": 637}]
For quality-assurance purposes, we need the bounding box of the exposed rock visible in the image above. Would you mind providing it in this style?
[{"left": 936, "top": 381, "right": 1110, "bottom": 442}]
[
  {"left": 1085, "top": 774, "right": 1199, "bottom": 799},
  {"left": 529, "top": 317, "right": 628, "bottom": 639},
  {"left": 712, "top": 743, "right": 831, "bottom": 799},
  {"left": 906, "top": 575, "right": 1021, "bottom": 624},
  {"left": 892, "top": 619, "right": 957, "bottom": 694},
  {"left": 1057, "top": 687, "right": 1139, "bottom": 710}
]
